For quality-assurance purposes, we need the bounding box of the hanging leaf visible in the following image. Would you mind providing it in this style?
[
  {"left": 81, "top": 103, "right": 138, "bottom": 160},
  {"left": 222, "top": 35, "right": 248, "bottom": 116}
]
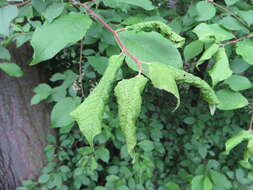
[
  {"left": 216, "top": 89, "right": 248, "bottom": 110},
  {"left": 70, "top": 55, "right": 125, "bottom": 147},
  {"left": 193, "top": 23, "right": 235, "bottom": 42},
  {"left": 119, "top": 31, "right": 183, "bottom": 71},
  {"left": 126, "top": 21, "right": 185, "bottom": 47},
  {"left": 183, "top": 40, "right": 204, "bottom": 61},
  {"left": 114, "top": 75, "right": 148, "bottom": 157},
  {"left": 0, "top": 5, "right": 18, "bottom": 36},
  {"left": 196, "top": 1, "right": 216, "bottom": 21},
  {"left": 148, "top": 63, "right": 180, "bottom": 110},
  {"left": 225, "top": 130, "right": 253, "bottom": 155},
  {"left": 236, "top": 39, "right": 253, "bottom": 65},
  {"left": 31, "top": 12, "right": 92, "bottom": 65},
  {"left": 196, "top": 43, "right": 219, "bottom": 68},
  {"left": 0, "top": 62, "right": 23, "bottom": 77},
  {"left": 208, "top": 47, "right": 232, "bottom": 87},
  {"left": 224, "top": 75, "right": 253, "bottom": 91}
]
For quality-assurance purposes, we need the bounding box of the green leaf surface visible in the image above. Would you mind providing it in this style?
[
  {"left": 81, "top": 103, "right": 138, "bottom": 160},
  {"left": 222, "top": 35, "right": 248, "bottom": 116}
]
[
  {"left": 0, "top": 5, "right": 18, "bottom": 36},
  {"left": 191, "top": 175, "right": 204, "bottom": 190},
  {"left": 193, "top": 23, "right": 235, "bottom": 42},
  {"left": 115, "top": 75, "right": 148, "bottom": 156},
  {"left": 224, "top": 75, "right": 252, "bottom": 91},
  {"left": 238, "top": 10, "right": 253, "bottom": 25},
  {"left": 203, "top": 176, "right": 213, "bottom": 190},
  {"left": 119, "top": 31, "right": 183, "bottom": 70},
  {"left": 209, "top": 170, "right": 232, "bottom": 189},
  {"left": 219, "top": 16, "right": 248, "bottom": 31},
  {"left": 225, "top": 130, "right": 253, "bottom": 155},
  {"left": 31, "top": 83, "right": 52, "bottom": 105},
  {"left": 42, "top": 2, "right": 65, "bottom": 23},
  {"left": 196, "top": 43, "right": 219, "bottom": 68},
  {"left": 103, "top": 0, "right": 154, "bottom": 10},
  {"left": 51, "top": 97, "right": 81, "bottom": 128},
  {"left": 0, "top": 46, "right": 10, "bottom": 60},
  {"left": 0, "top": 62, "right": 23, "bottom": 77},
  {"left": 31, "top": 12, "right": 92, "bottom": 65},
  {"left": 208, "top": 47, "right": 232, "bottom": 87},
  {"left": 138, "top": 140, "right": 155, "bottom": 152},
  {"left": 87, "top": 56, "right": 108, "bottom": 75},
  {"left": 165, "top": 182, "right": 181, "bottom": 190},
  {"left": 224, "top": 0, "right": 239, "bottom": 6},
  {"left": 236, "top": 39, "right": 253, "bottom": 65},
  {"left": 70, "top": 55, "right": 125, "bottom": 147},
  {"left": 184, "top": 40, "right": 204, "bottom": 61},
  {"left": 216, "top": 89, "right": 248, "bottom": 110},
  {"left": 196, "top": 1, "right": 216, "bottom": 21},
  {"left": 96, "top": 147, "right": 110, "bottom": 163}
]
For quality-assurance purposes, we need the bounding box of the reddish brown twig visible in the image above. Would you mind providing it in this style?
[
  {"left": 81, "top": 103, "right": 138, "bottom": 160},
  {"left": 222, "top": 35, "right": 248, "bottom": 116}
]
[
  {"left": 78, "top": 39, "right": 85, "bottom": 98},
  {"left": 221, "top": 33, "right": 253, "bottom": 46},
  {"left": 72, "top": 1, "right": 146, "bottom": 73}
]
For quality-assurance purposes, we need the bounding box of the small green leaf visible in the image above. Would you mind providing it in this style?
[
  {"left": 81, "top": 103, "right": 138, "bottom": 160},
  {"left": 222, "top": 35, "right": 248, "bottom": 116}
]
[
  {"left": 208, "top": 47, "right": 232, "bottom": 87},
  {"left": 203, "top": 176, "right": 213, "bottom": 190},
  {"left": 196, "top": 43, "right": 219, "bottom": 68},
  {"left": 39, "top": 174, "right": 50, "bottom": 184},
  {"left": 103, "top": 0, "right": 154, "bottom": 10},
  {"left": 209, "top": 170, "right": 232, "bottom": 189},
  {"left": 87, "top": 56, "right": 108, "bottom": 75},
  {"left": 224, "top": 130, "right": 253, "bottom": 155},
  {"left": 138, "top": 140, "right": 154, "bottom": 152},
  {"left": 0, "top": 5, "right": 18, "bottom": 36},
  {"left": 216, "top": 89, "right": 248, "bottom": 110},
  {"left": 196, "top": 1, "right": 216, "bottom": 21},
  {"left": 191, "top": 175, "right": 204, "bottom": 190},
  {"left": 184, "top": 40, "right": 204, "bottom": 61},
  {"left": 165, "top": 182, "right": 181, "bottom": 190},
  {"left": 42, "top": 3, "right": 64, "bottom": 22},
  {"left": 96, "top": 147, "right": 110, "bottom": 163},
  {"left": 0, "top": 62, "right": 23, "bottom": 77},
  {"left": 224, "top": 0, "right": 239, "bottom": 6},
  {"left": 224, "top": 75, "right": 252, "bottom": 91},
  {"left": 31, "top": 83, "right": 52, "bottom": 105},
  {"left": 236, "top": 39, "right": 253, "bottom": 65},
  {"left": 31, "top": 12, "right": 92, "bottom": 65},
  {"left": 0, "top": 46, "right": 10, "bottom": 60}
]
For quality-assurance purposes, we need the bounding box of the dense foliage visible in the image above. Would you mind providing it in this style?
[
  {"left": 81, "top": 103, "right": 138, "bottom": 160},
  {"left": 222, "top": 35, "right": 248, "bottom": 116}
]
[{"left": 1, "top": 0, "right": 253, "bottom": 189}]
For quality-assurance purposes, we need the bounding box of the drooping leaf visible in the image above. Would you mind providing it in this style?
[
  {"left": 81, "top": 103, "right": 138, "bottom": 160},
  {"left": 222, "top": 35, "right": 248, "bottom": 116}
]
[
  {"left": 126, "top": 21, "right": 185, "bottom": 48},
  {"left": 224, "top": 75, "right": 253, "bottom": 91},
  {"left": 196, "top": 1, "right": 216, "bottom": 21},
  {"left": 51, "top": 97, "right": 81, "bottom": 128},
  {"left": 216, "top": 89, "right": 248, "bottom": 110},
  {"left": 209, "top": 170, "right": 232, "bottom": 189},
  {"left": 0, "top": 5, "right": 18, "bottom": 36},
  {"left": 31, "top": 12, "right": 92, "bottom": 65},
  {"left": 193, "top": 23, "right": 235, "bottom": 42},
  {"left": 183, "top": 40, "right": 204, "bottom": 61},
  {"left": 236, "top": 39, "right": 253, "bottom": 65},
  {"left": 196, "top": 43, "right": 219, "bottom": 68},
  {"left": 119, "top": 31, "right": 183, "bottom": 71},
  {"left": 208, "top": 47, "right": 232, "bottom": 87},
  {"left": 103, "top": 0, "right": 154, "bottom": 10},
  {"left": 0, "top": 62, "right": 23, "bottom": 77},
  {"left": 225, "top": 130, "right": 253, "bottom": 155},
  {"left": 114, "top": 75, "right": 148, "bottom": 157},
  {"left": 31, "top": 83, "right": 52, "bottom": 105},
  {"left": 70, "top": 55, "right": 125, "bottom": 147},
  {"left": 148, "top": 63, "right": 180, "bottom": 110}
]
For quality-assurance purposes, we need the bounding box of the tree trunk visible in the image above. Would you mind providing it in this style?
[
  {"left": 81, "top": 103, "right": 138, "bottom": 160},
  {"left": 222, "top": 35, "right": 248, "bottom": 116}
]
[{"left": 0, "top": 44, "right": 51, "bottom": 190}]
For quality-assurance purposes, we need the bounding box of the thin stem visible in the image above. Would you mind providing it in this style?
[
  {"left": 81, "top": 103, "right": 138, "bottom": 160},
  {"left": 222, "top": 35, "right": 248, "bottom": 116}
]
[
  {"left": 207, "top": 0, "right": 251, "bottom": 30},
  {"left": 72, "top": 1, "right": 145, "bottom": 73},
  {"left": 221, "top": 33, "right": 253, "bottom": 46},
  {"left": 79, "top": 39, "right": 85, "bottom": 98},
  {"left": 249, "top": 114, "right": 253, "bottom": 131}
]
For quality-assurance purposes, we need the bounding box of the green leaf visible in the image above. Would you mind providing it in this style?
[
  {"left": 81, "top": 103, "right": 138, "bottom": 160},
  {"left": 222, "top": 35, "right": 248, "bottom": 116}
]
[
  {"left": 87, "top": 56, "right": 108, "bottom": 75},
  {"left": 39, "top": 174, "right": 50, "bottom": 184},
  {"left": 193, "top": 23, "right": 235, "bottom": 43},
  {"left": 138, "top": 140, "right": 155, "bottom": 152},
  {"left": 31, "top": 83, "right": 52, "bottom": 105},
  {"left": 209, "top": 170, "right": 232, "bottom": 189},
  {"left": 236, "top": 39, "right": 253, "bottom": 65},
  {"left": 230, "top": 57, "right": 250, "bottom": 73},
  {"left": 208, "top": 47, "right": 232, "bottom": 87},
  {"left": 119, "top": 31, "right": 183, "bottom": 70},
  {"left": 0, "top": 46, "right": 10, "bottom": 60},
  {"left": 225, "top": 130, "right": 253, "bottom": 155},
  {"left": 42, "top": 3, "right": 65, "bottom": 23},
  {"left": 70, "top": 55, "right": 125, "bottom": 147},
  {"left": 148, "top": 63, "right": 180, "bottom": 110},
  {"left": 219, "top": 16, "right": 248, "bottom": 31},
  {"left": 203, "top": 176, "right": 213, "bottom": 190},
  {"left": 96, "top": 147, "right": 110, "bottom": 163},
  {"left": 191, "top": 175, "right": 204, "bottom": 190},
  {"left": 224, "top": 75, "right": 252, "bottom": 91},
  {"left": 103, "top": 0, "right": 154, "bottom": 10},
  {"left": 165, "top": 182, "right": 181, "bottom": 190},
  {"left": 224, "top": 0, "right": 239, "bottom": 6},
  {"left": 0, "top": 5, "right": 18, "bottom": 36},
  {"left": 216, "top": 89, "right": 248, "bottom": 110},
  {"left": 196, "top": 43, "right": 219, "bottom": 68},
  {"left": 184, "top": 40, "right": 204, "bottom": 61},
  {"left": 0, "top": 62, "right": 23, "bottom": 77},
  {"left": 196, "top": 1, "right": 216, "bottom": 21},
  {"left": 51, "top": 97, "right": 81, "bottom": 128},
  {"left": 31, "top": 12, "right": 92, "bottom": 65},
  {"left": 238, "top": 10, "right": 253, "bottom": 26},
  {"left": 114, "top": 75, "right": 148, "bottom": 156}
]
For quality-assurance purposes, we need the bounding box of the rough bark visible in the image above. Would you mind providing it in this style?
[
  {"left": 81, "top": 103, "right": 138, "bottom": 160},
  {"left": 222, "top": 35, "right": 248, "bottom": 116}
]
[{"left": 0, "top": 44, "right": 51, "bottom": 190}]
